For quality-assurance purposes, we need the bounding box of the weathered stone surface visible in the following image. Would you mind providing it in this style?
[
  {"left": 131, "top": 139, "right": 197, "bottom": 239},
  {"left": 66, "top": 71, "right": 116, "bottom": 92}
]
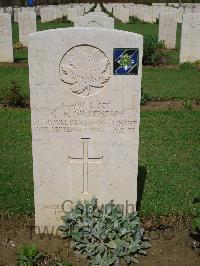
[
  {"left": 74, "top": 15, "right": 114, "bottom": 29},
  {"left": 180, "top": 13, "right": 200, "bottom": 62},
  {"left": 0, "top": 13, "right": 13, "bottom": 62},
  {"left": 29, "top": 27, "right": 143, "bottom": 233},
  {"left": 18, "top": 12, "right": 36, "bottom": 47},
  {"left": 159, "top": 12, "right": 177, "bottom": 49}
]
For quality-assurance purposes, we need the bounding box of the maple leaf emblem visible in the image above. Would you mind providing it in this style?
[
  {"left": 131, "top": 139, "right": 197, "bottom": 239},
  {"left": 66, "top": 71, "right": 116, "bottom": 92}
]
[{"left": 60, "top": 45, "right": 111, "bottom": 96}]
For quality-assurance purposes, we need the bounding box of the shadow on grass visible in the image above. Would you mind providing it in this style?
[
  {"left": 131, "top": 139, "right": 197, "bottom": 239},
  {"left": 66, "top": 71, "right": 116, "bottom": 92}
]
[
  {"left": 137, "top": 166, "right": 147, "bottom": 211},
  {"left": 14, "top": 57, "right": 28, "bottom": 63}
]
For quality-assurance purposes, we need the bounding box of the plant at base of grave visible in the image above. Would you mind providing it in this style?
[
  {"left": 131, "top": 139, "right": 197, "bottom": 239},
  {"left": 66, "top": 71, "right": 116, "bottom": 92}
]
[
  {"left": 141, "top": 89, "right": 152, "bottom": 105},
  {"left": 51, "top": 16, "right": 70, "bottom": 23},
  {"left": 4, "top": 81, "right": 28, "bottom": 108},
  {"left": 16, "top": 244, "right": 44, "bottom": 266},
  {"left": 192, "top": 218, "right": 200, "bottom": 235},
  {"left": 194, "top": 60, "right": 200, "bottom": 69},
  {"left": 191, "top": 196, "right": 200, "bottom": 253},
  {"left": 56, "top": 260, "right": 72, "bottom": 266},
  {"left": 179, "top": 62, "right": 196, "bottom": 69},
  {"left": 59, "top": 197, "right": 150, "bottom": 266},
  {"left": 143, "top": 34, "right": 167, "bottom": 66},
  {"left": 184, "top": 99, "right": 193, "bottom": 110},
  {"left": 14, "top": 41, "right": 24, "bottom": 50},
  {"left": 129, "top": 16, "right": 142, "bottom": 24}
]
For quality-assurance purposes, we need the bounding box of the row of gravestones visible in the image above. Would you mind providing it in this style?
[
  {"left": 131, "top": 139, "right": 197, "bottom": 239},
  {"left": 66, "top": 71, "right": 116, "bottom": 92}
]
[
  {"left": 107, "top": 3, "right": 200, "bottom": 24},
  {"left": 1, "top": 10, "right": 200, "bottom": 63},
  {"left": 0, "top": 3, "right": 93, "bottom": 23},
  {"left": 2, "top": 3, "right": 200, "bottom": 24}
]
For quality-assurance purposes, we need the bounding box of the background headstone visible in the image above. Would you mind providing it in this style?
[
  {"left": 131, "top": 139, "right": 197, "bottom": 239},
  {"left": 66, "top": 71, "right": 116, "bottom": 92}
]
[
  {"left": 18, "top": 12, "right": 36, "bottom": 47},
  {"left": 0, "top": 13, "right": 13, "bottom": 63},
  {"left": 85, "top": 12, "right": 108, "bottom": 17},
  {"left": 74, "top": 15, "right": 114, "bottom": 29},
  {"left": 29, "top": 27, "right": 143, "bottom": 232},
  {"left": 159, "top": 12, "right": 177, "bottom": 49},
  {"left": 180, "top": 13, "right": 200, "bottom": 62}
]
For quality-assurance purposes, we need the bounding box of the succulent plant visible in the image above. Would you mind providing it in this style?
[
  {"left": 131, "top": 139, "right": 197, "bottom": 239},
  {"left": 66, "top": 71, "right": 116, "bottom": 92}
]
[{"left": 59, "top": 197, "right": 150, "bottom": 265}]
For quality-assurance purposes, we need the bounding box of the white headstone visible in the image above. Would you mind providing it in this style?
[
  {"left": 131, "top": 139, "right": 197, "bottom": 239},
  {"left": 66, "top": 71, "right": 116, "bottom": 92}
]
[
  {"left": 177, "top": 7, "right": 184, "bottom": 23},
  {"left": 14, "top": 7, "right": 20, "bottom": 22},
  {"left": 95, "top": 4, "right": 102, "bottom": 12},
  {"left": 29, "top": 27, "right": 143, "bottom": 233},
  {"left": 68, "top": 7, "right": 83, "bottom": 22},
  {"left": 74, "top": 15, "right": 114, "bottom": 29},
  {"left": 85, "top": 12, "right": 108, "bottom": 17},
  {"left": 18, "top": 12, "right": 37, "bottom": 47},
  {"left": 180, "top": 13, "right": 200, "bottom": 62},
  {"left": 0, "top": 13, "right": 13, "bottom": 62},
  {"left": 159, "top": 12, "right": 177, "bottom": 49}
]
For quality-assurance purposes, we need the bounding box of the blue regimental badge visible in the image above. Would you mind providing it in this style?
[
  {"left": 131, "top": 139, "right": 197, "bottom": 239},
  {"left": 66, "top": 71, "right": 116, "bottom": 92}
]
[{"left": 113, "top": 48, "right": 139, "bottom": 75}]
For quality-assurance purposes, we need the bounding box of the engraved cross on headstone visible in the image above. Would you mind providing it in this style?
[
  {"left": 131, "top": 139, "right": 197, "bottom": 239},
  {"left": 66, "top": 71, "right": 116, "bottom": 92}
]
[{"left": 68, "top": 138, "right": 103, "bottom": 195}]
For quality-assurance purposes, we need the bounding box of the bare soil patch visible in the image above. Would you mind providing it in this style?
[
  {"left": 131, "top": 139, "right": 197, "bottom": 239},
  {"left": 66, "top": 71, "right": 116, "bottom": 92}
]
[
  {"left": 141, "top": 100, "right": 200, "bottom": 111},
  {"left": 0, "top": 63, "right": 28, "bottom": 68},
  {"left": 0, "top": 101, "right": 200, "bottom": 111},
  {"left": 0, "top": 215, "right": 199, "bottom": 266}
]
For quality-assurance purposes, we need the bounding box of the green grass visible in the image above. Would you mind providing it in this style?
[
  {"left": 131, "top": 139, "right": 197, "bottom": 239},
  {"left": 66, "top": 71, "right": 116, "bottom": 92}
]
[
  {"left": 139, "top": 111, "right": 200, "bottom": 217},
  {"left": 0, "top": 66, "right": 199, "bottom": 103},
  {"left": 0, "top": 109, "right": 33, "bottom": 215},
  {"left": 0, "top": 110, "right": 199, "bottom": 216},
  {"left": 142, "top": 67, "right": 200, "bottom": 100}
]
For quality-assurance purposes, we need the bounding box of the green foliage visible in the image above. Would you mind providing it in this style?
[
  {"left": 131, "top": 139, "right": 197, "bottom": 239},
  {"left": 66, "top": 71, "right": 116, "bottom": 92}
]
[
  {"left": 51, "top": 16, "right": 69, "bottom": 23},
  {"left": 4, "top": 81, "right": 28, "bottom": 108},
  {"left": 192, "top": 196, "right": 200, "bottom": 233},
  {"left": 180, "top": 62, "right": 197, "bottom": 69},
  {"left": 191, "top": 196, "right": 200, "bottom": 253},
  {"left": 194, "top": 60, "right": 200, "bottom": 69},
  {"left": 14, "top": 41, "right": 24, "bottom": 50},
  {"left": 129, "top": 16, "right": 142, "bottom": 24},
  {"left": 16, "top": 244, "right": 43, "bottom": 266},
  {"left": 184, "top": 99, "right": 193, "bottom": 110},
  {"left": 56, "top": 261, "right": 72, "bottom": 266},
  {"left": 143, "top": 34, "right": 168, "bottom": 65},
  {"left": 192, "top": 218, "right": 200, "bottom": 232},
  {"left": 59, "top": 197, "right": 150, "bottom": 266},
  {"left": 141, "top": 89, "right": 152, "bottom": 105},
  {"left": 180, "top": 60, "right": 200, "bottom": 70}
]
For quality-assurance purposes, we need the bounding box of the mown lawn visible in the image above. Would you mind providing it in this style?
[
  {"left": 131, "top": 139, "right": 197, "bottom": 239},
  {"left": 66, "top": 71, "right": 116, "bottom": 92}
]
[
  {"left": 0, "top": 66, "right": 200, "bottom": 103},
  {"left": 0, "top": 109, "right": 199, "bottom": 217},
  {"left": 142, "top": 67, "right": 200, "bottom": 101}
]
